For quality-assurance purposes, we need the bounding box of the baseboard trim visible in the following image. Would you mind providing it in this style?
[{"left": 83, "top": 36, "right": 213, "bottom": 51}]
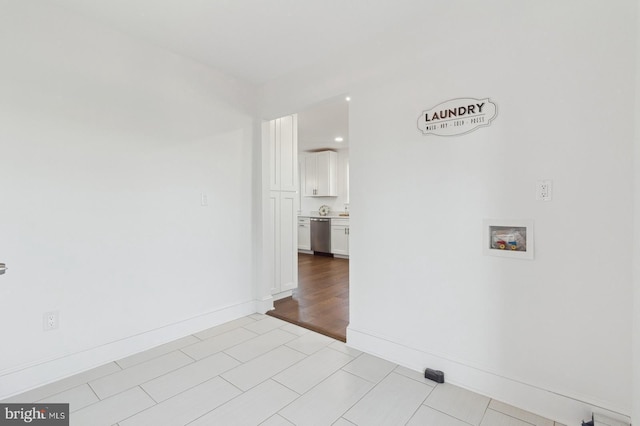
[
  {"left": 255, "top": 295, "right": 275, "bottom": 314},
  {"left": 346, "top": 326, "right": 630, "bottom": 426},
  {"left": 0, "top": 300, "right": 256, "bottom": 400},
  {"left": 272, "top": 289, "right": 293, "bottom": 301}
]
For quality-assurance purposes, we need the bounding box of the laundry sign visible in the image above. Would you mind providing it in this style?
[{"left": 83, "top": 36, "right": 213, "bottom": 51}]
[{"left": 417, "top": 97, "right": 497, "bottom": 136}]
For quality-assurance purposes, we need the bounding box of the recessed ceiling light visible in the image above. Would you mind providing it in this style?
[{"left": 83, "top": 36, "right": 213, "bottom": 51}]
[
  {"left": 334, "top": 137, "right": 344, "bottom": 142},
  {"left": 345, "top": 96, "right": 351, "bottom": 102}
]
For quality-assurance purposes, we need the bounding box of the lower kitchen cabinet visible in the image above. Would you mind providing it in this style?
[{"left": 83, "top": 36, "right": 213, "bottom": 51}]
[
  {"left": 298, "top": 217, "right": 311, "bottom": 250},
  {"left": 330, "top": 218, "right": 349, "bottom": 256}
]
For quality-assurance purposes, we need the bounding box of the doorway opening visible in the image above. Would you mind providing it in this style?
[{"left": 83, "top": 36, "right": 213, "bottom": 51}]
[{"left": 266, "top": 96, "right": 350, "bottom": 341}]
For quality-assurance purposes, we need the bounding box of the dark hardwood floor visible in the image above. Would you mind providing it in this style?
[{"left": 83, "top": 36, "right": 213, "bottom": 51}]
[{"left": 267, "top": 253, "right": 349, "bottom": 342}]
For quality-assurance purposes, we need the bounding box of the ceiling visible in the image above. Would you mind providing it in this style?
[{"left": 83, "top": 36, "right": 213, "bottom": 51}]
[
  {"left": 48, "top": 1, "right": 431, "bottom": 151},
  {"left": 52, "top": 0, "right": 430, "bottom": 85},
  {"left": 297, "top": 97, "right": 349, "bottom": 152}
]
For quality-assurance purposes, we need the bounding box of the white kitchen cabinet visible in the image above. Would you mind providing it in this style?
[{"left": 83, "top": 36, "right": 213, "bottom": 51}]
[
  {"left": 330, "top": 218, "right": 349, "bottom": 256},
  {"left": 270, "top": 115, "right": 297, "bottom": 192},
  {"left": 269, "top": 191, "right": 298, "bottom": 297},
  {"left": 303, "top": 151, "right": 337, "bottom": 197},
  {"left": 267, "top": 114, "right": 298, "bottom": 300},
  {"left": 302, "top": 155, "right": 316, "bottom": 196},
  {"left": 298, "top": 217, "right": 311, "bottom": 250}
]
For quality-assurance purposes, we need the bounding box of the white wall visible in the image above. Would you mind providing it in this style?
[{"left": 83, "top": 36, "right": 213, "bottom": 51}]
[
  {"left": 299, "top": 149, "right": 349, "bottom": 215},
  {"left": 260, "top": 1, "right": 636, "bottom": 423},
  {"left": 0, "top": 1, "right": 257, "bottom": 398}
]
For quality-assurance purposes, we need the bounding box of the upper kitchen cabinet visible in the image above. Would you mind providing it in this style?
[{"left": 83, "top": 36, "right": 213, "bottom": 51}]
[
  {"left": 269, "top": 115, "right": 298, "bottom": 192},
  {"left": 303, "top": 151, "right": 337, "bottom": 197}
]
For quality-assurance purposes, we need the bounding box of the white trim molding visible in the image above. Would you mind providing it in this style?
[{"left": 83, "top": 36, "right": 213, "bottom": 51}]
[
  {"left": 0, "top": 301, "right": 257, "bottom": 400},
  {"left": 346, "top": 326, "right": 631, "bottom": 426}
]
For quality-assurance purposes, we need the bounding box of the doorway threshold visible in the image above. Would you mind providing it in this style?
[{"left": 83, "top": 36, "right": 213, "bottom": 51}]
[{"left": 267, "top": 253, "right": 349, "bottom": 342}]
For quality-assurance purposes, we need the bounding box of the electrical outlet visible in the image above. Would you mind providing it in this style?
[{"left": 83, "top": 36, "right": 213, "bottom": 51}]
[
  {"left": 536, "top": 180, "right": 553, "bottom": 201},
  {"left": 43, "top": 311, "right": 59, "bottom": 331},
  {"left": 201, "top": 192, "right": 208, "bottom": 207}
]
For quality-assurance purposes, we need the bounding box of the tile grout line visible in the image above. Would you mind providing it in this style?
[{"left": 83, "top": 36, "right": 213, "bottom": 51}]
[
  {"left": 325, "top": 343, "right": 364, "bottom": 359},
  {"left": 180, "top": 348, "right": 198, "bottom": 362},
  {"left": 489, "top": 399, "right": 553, "bottom": 425},
  {"left": 278, "top": 362, "right": 395, "bottom": 424},
  {"left": 137, "top": 359, "right": 240, "bottom": 405},
  {"left": 119, "top": 331, "right": 243, "bottom": 368},
  {"left": 122, "top": 376, "right": 244, "bottom": 426},
  {"left": 282, "top": 336, "right": 336, "bottom": 357},
  {"left": 70, "top": 384, "right": 148, "bottom": 422},
  {"left": 222, "top": 340, "right": 310, "bottom": 377},
  {"left": 137, "top": 384, "right": 159, "bottom": 405},
  {"left": 334, "top": 368, "right": 380, "bottom": 419},
  {"left": 180, "top": 378, "right": 289, "bottom": 426},
  {"left": 478, "top": 396, "right": 491, "bottom": 426},
  {"left": 217, "top": 375, "right": 245, "bottom": 394},
  {"left": 402, "top": 381, "right": 437, "bottom": 425},
  {"left": 179, "top": 330, "right": 260, "bottom": 361},
  {"left": 331, "top": 418, "right": 356, "bottom": 426},
  {"left": 392, "top": 365, "right": 438, "bottom": 387},
  {"left": 191, "top": 318, "right": 257, "bottom": 341},
  {"left": 269, "top": 376, "right": 304, "bottom": 397},
  {"left": 421, "top": 401, "right": 477, "bottom": 426},
  {"left": 342, "top": 355, "right": 397, "bottom": 385},
  {"left": 484, "top": 407, "right": 538, "bottom": 426},
  {"left": 336, "top": 363, "right": 402, "bottom": 423},
  {"left": 273, "top": 350, "right": 364, "bottom": 420},
  {"left": 219, "top": 329, "right": 301, "bottom": 363},
  {"left": 34, "top": 382, "right": 96, "bottom": 408},
  {"left": 87, "top": 381, "right": 101, "bottom": 402},
  {"left": 220, "top": 349, "right": 246, "bottom": 363},
  {"left": 153, "top": 370, "right": 231, "bottom": 405},
  {"left": 84, "top": 351, "right": 196, "bottom": 403},
  {"left": 108, "top": 386, "right": 155, "bottom": 426},
  {"left": 80, "top": 334, "right": 320, "bottom": 425},
  {"left": 105, "top": 351, "right": 196, "bottom": 397},
  {"left": 283, "top": 341, "right": 361, "bottom": 384},
  {"left": 194, "top": 328, "right": 261, "bottom": 358},
  {"left": 138, "top": 351, "right": 197, "bottom": 387},
  {"left": 153, "top": 327, "right": 329, "bottom": 399},
  {"left": 2, "top": 362, "right": 124, "bottom": 404},
  {"left": 138, "top": 375, "right": 237, "bottom": 419},
  {"left": 85, "top": 381, "right": 102, "bottom": 403}
]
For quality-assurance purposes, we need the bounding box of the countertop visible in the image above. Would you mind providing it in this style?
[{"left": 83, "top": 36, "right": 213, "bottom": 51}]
[{"left": 298, "top": 214, "right": 350, "bottom": 219}]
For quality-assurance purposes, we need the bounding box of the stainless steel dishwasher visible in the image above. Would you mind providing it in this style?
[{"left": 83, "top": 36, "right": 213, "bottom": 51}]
[{"left": 310, "top": 217, "right": 331, "bottom": 254}]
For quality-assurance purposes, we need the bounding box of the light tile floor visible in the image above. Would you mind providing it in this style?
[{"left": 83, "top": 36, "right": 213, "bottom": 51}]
[{"left": 2, "top": 314, "right": 567, "bottom": 426}]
